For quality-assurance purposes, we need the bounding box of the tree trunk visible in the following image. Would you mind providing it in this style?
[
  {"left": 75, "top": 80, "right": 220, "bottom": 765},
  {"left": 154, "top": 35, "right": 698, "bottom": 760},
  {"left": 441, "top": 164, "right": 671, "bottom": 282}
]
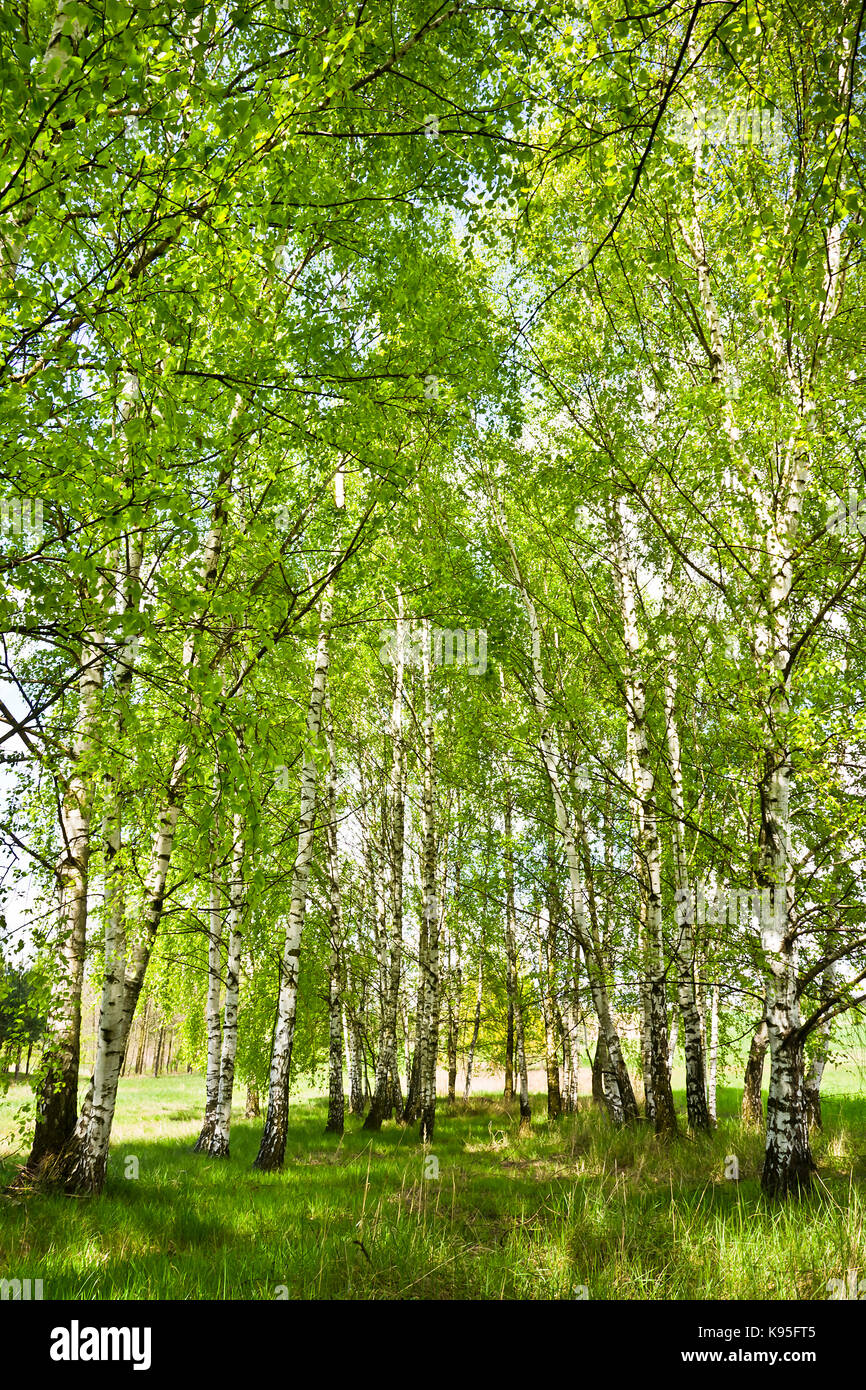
[
  {"left": 591, "top": 1030, "right": 608, "bottom": 1111},
  {"left": 403, "top": 950, "right": 426, "bottom": 1124},
  {"left": 537, "top": 879, "right": 562, "bottom": 1121},
  {"left": 62, "top": 766, "right": 187, "bottom": 1193},
  {"left": 325, "top": 958, "right": 345, "bottom": 1135},
  {"left": 364, "top": 599, "right": 406, "bottom": 1132},
  {"left": 559, "top": 1004, "right": 576, "bottom": 1112},
  {"left": 389, "top": 1057, "right": 404, "bottom": 1119},
  {"left": 667, "top": 1012, "right": 678, "bottom": 1076},
  {"left": 514, "top": 986, "right": 531, "bottom": 1136},
  {"left": 757, "top": 755, "right": 815, "bottom": 1197},
  {"left": 206, "top": 811, "right": 245, "bottom": 1157},
  {"left": 757, "top": 732, "right": 815, "bottom": 1195},
  {"left": 504, "top": 796, "right": 531, "bottom": 1135},
  {"left": 359, "top": 778, "right": 389, "bottom": 1116},
  {"left": 463, "top": 954, "right": 483, "bottom": 1101},
  {"left": 255, "top": 594, "right": 331, "bottom": 1170},
  {"left": 761, "top": 902, "right": 814, "bottom": 1194},
  {"left": 417, "top": 619, "right": 440, "bottom": 1144},
  {"left": 762, "top": 1028, "right": 814, "bottom": 1196},
  {"left": 504, "top": 997, "right": 514, "bottom": 1101},
  {"left": 27, "top": 619, "right": 104, "bottom": 1176},
  {"left": 245, "top": 1081, "right": 261, "bottom": 1118},
  {"left": 418, "top": 916, "right": 439, "bottom": 1142},
  {"left": 346, "top": 984, "right": 365, "bottom": 1118},
  {"left": 134, "top": 1002, "right": 147, "bottom": 1075},
  {"left": 447, "top": 962, "right": 460, "bottom": 1103},
  {"left": 663, "top": 571, "right": 711, "bottom": 1132},
  {"left": 559, "top": 955, "right": 580, "bottom": 1114},
  {"left": 614, "top": 504, "right": 677, "bottom": 1139},
  {"left": 403, "top": 1007, "right": 416, "bottom": 1107},
  {"left": 805, "top": 1051, "right": 826, "bottom": 1130},
  {"left": 638, "top": 969, "right": 655, "bottom": 1122},
  {"left": 805, "top": 965, "right": 835, "bottom": 1129},
  {"left": 324, "top": 695, "right": 344, "bottom": 1137},
  {"left": 707, "top": 983, "right": 719, "bottom": 1124},
  {"left": 742, "top": 1015, "right": 768, "bottom": 1124},
  {"left": 194, "top": 836, "right": 224, "bottom": 1153}
]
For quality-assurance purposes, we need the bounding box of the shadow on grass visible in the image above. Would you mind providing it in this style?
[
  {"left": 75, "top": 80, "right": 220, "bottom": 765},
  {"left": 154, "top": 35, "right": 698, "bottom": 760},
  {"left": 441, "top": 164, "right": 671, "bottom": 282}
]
[{"left": 0, "top": 1088, "right": 863, "bottom": 1299}]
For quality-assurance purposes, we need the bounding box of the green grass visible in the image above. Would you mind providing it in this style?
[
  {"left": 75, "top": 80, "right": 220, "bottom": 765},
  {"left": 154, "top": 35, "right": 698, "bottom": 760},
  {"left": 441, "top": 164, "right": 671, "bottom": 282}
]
[{"left": 0, "top": 1074, "right": 864, "bottom": 1300}]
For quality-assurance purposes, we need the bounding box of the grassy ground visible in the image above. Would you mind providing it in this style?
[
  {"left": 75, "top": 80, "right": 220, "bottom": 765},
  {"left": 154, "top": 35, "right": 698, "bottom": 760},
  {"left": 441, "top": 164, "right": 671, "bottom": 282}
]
[{"left": 1, "top": 1070, "right": 864, "bottom": 1300}]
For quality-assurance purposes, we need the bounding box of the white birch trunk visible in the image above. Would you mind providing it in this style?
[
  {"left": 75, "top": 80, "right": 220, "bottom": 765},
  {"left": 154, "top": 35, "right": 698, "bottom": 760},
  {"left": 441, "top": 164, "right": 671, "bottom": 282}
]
[
  {"left": 194, "top": 800, "right": 224, "bottom": 1153},
  {"left": 34, "top": 522, "right": 137, "bottom": 1187},
  {"left": 364, "top": 596, "right": 406, "bottom": 1131},
  {"left": 64, "top": 771, "right": 185, "bottom": 1191},
  {"left": 538, "top": 890, "right": 562, "bottom": 1121},
  {"left": 345, "top": 962, "right": 365, "bottom": 1117},
  {"left": 504, "top": 794, "right": 532, "bottom": 1134},
  {"left": 663, "top": 572, "right": 711, "bottom": 1130},
  {"left": 324, "top": 692, "right": 344, "bottom": 1136},
  {"left": 418, "top": 621, "right": 440, "bottom": 1142},
  {"left": 804, "top": 962, "right": 836, "bottom": 1129},
  {"left": 667, "top": 1013, "right": 678, "bottom": 1075},
  {"left": 28, "top": 613, "right": 104, "bottom": 1174},
  {"left": 206, "top": 811, "right": 245, "bottom": 1157},
  {"left": 463, "top": 953, "right": 483, "bottom": 1101},
  {"left": 707, "top": 984, "right": 719, "bottom": 1124},
  {"left": 254, "top": 593, "right": 332, "bottom": 1169},
  {"left": 612, "top": 503, "right": 677, "bottom": 1137}
]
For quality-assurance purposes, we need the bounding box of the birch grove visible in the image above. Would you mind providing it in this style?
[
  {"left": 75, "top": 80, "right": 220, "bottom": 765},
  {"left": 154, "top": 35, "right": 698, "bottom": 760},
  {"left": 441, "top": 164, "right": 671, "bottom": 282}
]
[{"left": 1, "top": 0, "right": 864, "bottom": 1219}]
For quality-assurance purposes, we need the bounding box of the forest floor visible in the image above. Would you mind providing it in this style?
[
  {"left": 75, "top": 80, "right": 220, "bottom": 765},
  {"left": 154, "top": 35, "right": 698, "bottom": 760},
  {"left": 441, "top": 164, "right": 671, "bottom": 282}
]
[{"left": 0, "top": 1071, "right": 864, "bottom": 1300}]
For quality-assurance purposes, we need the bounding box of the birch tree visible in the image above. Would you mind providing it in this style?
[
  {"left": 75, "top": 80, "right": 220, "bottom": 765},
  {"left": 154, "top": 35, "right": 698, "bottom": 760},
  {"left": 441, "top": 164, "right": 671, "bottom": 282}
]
[
  {"left": 323, "top": 693, "right": 344, "bottom": 1137},
  {"left": 611, "top": 505, "right": 677, "bottom": 1137},
  {"left": 254, "top": 592, "right": 332, "bottom": 1171},
  {"left": 363, "top": 600, "right": 407, "bottom": 1132},
  {"left": 194, "top": 820, "right": 224, "bottom": 1153},
  {"left": 204, "top": 812, "right": 246, "bottom": 1158}
]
